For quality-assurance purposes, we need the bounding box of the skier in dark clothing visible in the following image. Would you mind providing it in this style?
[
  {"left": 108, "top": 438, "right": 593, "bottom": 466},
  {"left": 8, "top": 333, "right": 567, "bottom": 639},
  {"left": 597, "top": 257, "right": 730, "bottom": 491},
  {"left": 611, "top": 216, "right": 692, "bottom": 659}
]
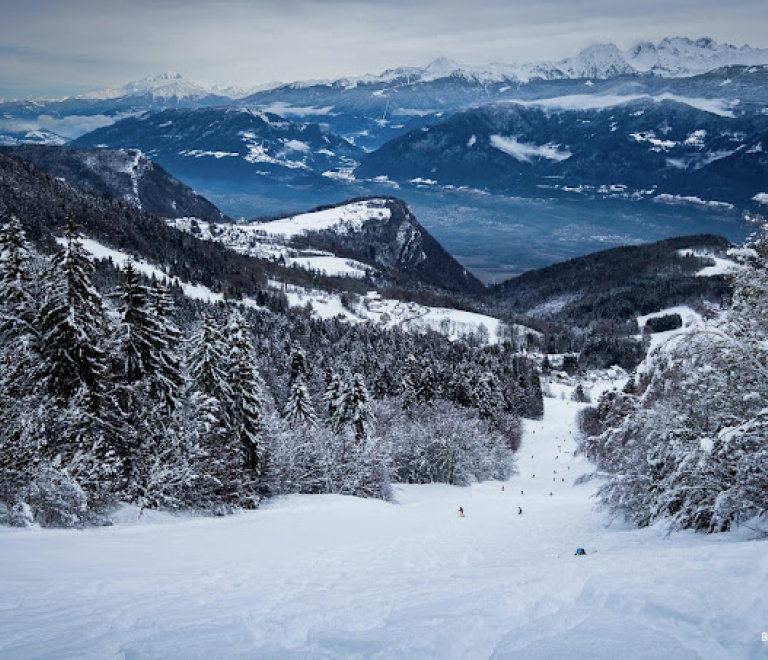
[{"left": 518, "top": 507, "right": 523, "bottom": 515}]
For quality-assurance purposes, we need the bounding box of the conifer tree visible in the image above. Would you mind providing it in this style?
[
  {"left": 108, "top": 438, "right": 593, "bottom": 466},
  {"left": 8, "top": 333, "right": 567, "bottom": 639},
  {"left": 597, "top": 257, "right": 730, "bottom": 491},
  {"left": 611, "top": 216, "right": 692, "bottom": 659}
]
[
  {"left": 324, "top": 370, "right": 348, "bottom": 432},
  {"left": 284, "top": 377, "right": 318, "bottom": 428},
  {"left": 226, "top": 311, "right": 269, "bottom": 476},
  {"left": 0, "top": 215, "right": 34, "bottom": 339},
  {"left": 283, "top": 342, "right": 317, "bottom": 427},
  {"left": 117, "top": 262, "right": 165, "bottom": 382},
  {"left": 148, "top": 282, "right": 183, "bottom": 410},
  {"left": 348, "top": 373, "right": 373, "bottom": 442},
  {"left": 187, "top": 312, "right": 231, "bottom": 409},
  {"left": 0, "top": 216, "right": 38, "bottom": 395},
  {"left": 38, "top": 213, "right": 107, "bottom": 407}
]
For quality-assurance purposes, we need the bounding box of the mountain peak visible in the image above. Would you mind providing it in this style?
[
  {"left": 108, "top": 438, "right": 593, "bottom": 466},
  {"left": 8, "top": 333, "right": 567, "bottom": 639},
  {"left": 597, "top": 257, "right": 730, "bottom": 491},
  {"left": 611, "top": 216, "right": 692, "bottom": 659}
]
[
  {"left": 556, "top": 43, "right": 635, "bottom": 78},
  {"left": 626, "top": 36, "right": 768, "bottom": 75},
  {"left": 421, "top": 57, "right": 463, "bottom": 79}
]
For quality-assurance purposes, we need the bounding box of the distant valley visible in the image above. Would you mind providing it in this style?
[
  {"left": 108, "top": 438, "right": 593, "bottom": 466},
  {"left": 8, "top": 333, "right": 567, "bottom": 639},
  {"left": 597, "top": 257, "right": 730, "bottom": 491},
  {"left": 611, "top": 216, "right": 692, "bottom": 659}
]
[{"left": 3, "top": 37, "right": 767, "bottom": 279}]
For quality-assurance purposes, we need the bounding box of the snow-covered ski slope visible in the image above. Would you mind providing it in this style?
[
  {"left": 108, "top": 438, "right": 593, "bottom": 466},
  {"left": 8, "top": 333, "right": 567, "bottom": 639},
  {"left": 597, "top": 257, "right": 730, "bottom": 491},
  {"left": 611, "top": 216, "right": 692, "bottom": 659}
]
[{"left": 1, "top": 380, "right": 766, "bottom": 659}]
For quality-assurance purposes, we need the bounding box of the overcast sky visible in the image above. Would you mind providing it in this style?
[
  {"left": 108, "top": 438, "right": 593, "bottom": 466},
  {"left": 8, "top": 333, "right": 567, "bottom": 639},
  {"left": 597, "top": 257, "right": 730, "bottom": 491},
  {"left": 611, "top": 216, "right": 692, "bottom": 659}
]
[{"left": 2, "top": 0, "right": 767, "bottom": 99}]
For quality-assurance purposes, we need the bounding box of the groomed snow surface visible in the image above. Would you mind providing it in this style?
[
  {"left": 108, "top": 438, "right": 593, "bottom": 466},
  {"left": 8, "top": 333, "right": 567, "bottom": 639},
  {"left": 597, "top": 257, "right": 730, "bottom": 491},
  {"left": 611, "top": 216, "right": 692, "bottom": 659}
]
[{"left": 1, "top": 380, "right": 766, "bottom": 659}]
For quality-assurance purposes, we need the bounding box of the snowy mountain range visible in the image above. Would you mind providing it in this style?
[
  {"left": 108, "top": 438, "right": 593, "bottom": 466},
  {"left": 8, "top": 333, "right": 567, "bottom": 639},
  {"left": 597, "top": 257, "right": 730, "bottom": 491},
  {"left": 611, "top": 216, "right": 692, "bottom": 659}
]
[
  {"left": 3, "top": 37, "right": 768, "bottom": 147},
  {"left": 243, "top": 37, "right": 768, "bottom": 90},
  {"left": 72, "top": 71, "right": 268, "bottom": 103},
  {"left": 70, "top": 107, "right": 363, "bottom": 197},
  {"left": 355, "top": 96, "right": 768, "bottom": 208}
]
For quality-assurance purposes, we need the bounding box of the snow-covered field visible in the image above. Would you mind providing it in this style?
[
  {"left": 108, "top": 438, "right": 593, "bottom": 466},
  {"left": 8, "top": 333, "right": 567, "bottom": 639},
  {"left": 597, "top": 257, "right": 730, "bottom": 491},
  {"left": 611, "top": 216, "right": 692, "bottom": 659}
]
[
  {"left": 1, "top": 381, "right": 766, "bottom": 659},
  {"left": 282, "top": 287, "right": 510, "bottom": 344}
]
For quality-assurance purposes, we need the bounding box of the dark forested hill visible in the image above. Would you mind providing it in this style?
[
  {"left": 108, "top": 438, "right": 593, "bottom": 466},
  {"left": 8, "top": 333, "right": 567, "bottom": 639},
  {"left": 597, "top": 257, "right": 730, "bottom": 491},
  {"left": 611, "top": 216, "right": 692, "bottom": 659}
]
[
  {"left": 0, "top": 152, "right": 378, "bottom": 299},
  {"left": 0, "top": 145, "right": 227, "bottom": 221},
  {"left": 491, "top": 234, "right": 732, "bottom": 328}
]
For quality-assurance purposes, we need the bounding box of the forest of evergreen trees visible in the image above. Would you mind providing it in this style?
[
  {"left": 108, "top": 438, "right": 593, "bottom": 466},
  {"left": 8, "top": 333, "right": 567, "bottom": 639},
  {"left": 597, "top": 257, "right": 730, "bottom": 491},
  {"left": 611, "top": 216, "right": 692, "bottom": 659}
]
[
  {"left": 577, "top": 226, "right": 768, "bottom": 532},
  {"left": 0, "top": 214, "right": 539, "bottom": 527}
]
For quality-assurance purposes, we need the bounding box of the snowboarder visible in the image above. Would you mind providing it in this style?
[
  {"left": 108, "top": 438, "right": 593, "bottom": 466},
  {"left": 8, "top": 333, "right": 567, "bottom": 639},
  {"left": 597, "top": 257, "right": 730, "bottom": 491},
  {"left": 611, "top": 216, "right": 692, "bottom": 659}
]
[
  {"left": 575, "top": 548, "right": 587, "bottom": 556},
  {"left": 459, "top": 507, "right": 465, "bottom": 518}
]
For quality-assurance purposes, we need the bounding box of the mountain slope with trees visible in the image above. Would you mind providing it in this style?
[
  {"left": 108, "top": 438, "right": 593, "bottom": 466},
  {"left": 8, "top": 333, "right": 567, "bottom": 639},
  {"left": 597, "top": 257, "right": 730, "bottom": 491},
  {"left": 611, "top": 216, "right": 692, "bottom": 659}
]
[
  {"left": 0, "top": 145, "right": 227, "bottom": 221},
  {"left": 0, "top": 213, "right": 539, "bottom": 526},
  {"left": 578, "top": 226, "right": 768, "bottom": 532}
]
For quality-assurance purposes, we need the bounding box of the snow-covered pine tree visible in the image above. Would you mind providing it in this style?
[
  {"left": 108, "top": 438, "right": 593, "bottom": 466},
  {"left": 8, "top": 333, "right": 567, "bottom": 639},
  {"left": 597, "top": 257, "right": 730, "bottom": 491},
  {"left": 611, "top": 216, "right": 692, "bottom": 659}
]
[
  {"left": 283, "top": 376, "right": 318, "bottom": 428},
  {"left": 416, "top": 365, "right": 437, "bottom": 405},
  {"left": 117, "top": 262, "right": 169, "bottom": 382},
  {"left": 324, "top": 370, "right": 349, "bottom": 434},
  {"left": 398, "top": 354, "right": 419, "bottom": 411},
  {"left": 0, "top": 216, "right": 40, "bottom": 396},
  {"left": 283, "top": 342, "right": 318, "bottom": 428},
  {"left": 473, "top": 371, "right": 503, "bottom": 421},
  {"left": 37, "top": 213, "right": 108, "bottom": 408},
  {"left": 183, "top": 389, "right": 250, "bottom": 509},
  {"left": 187, "top": 311, "right": 232, "bottom": 410},
  {"left": 147, "top": 281, "right": 183, "bottom": 410},
  {"left": 226, "top": 310, "right": 269, "bottom": 478},
  {"left": 348, "top": 373, "right": 373, "bottom": 443},
  {"left": 0, "top": 215, "right": 35, "bottom": 339}
]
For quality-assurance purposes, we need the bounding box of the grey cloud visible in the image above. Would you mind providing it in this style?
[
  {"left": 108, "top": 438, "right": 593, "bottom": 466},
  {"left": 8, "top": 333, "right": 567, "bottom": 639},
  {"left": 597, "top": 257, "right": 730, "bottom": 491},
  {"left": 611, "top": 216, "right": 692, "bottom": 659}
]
[{"left": 1, "top": 0, "right": 767, "bottom": 98}]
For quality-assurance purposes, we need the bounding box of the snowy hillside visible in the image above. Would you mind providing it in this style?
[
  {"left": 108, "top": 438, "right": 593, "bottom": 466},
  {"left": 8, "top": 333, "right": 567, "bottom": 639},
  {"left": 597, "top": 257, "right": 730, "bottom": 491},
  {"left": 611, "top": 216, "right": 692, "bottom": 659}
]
[
  {"left": 1, "top": 376, "right": 764, "bottom": 659},
  {"left": 167, "top": 214, "right": 376, "bottom": 279},
  {"left": 168, "top": 197, "right": 487, "bottom": 296},
  {"left": 166, "top": 200, "right": 393, "bottom": 278},
  {"left": 249, "top": 200, "right": 392, "bottom": 239},
  {"left": 68, "top": 232, "right": 505, "bottom": 344},
  {"left": 279, "top": 285, "right": 512, "bottom": 345}
]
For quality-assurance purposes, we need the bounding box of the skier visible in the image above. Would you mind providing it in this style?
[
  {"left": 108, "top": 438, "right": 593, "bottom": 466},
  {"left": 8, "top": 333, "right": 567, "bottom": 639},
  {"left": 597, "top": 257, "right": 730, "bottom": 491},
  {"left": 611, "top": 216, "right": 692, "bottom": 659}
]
[
  {"left": 518, "top": 507, "right": 523, "bottom": 515},
  {"left": 459, "top": 507, "right": 465, "bottom": 518},
  {"left": 501, "top": 485, "right": 505, "bottom": 492}
]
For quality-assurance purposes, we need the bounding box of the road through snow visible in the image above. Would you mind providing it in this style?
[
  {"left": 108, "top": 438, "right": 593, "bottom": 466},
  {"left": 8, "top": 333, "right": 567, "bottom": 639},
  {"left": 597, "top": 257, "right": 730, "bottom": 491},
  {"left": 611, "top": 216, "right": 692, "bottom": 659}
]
[{"left": 0, "top": 381, "right": 766, "bottom": 659}]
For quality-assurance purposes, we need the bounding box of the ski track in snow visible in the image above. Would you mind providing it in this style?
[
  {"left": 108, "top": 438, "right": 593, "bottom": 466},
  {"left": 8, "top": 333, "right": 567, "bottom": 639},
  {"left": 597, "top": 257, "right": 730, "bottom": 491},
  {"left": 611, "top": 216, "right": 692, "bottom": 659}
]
[{"left": 0, "top": 381, "right": 766, "bottom": 659}]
